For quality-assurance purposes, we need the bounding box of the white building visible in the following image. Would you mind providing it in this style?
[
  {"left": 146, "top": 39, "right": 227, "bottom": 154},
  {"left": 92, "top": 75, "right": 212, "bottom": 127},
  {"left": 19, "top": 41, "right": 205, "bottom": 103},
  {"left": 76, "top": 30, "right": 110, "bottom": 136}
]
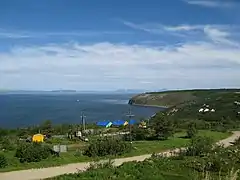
[{"left": 204, "top": 108, "right": 210, "bottom": 112}]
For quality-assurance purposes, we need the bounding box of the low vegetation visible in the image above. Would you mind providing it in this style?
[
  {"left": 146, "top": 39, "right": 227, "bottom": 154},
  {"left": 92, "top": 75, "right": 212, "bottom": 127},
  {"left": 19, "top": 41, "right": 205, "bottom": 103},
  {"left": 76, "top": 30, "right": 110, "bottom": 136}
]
[
  {"left": 0, "top": 154, "right": 7, "bottom": 168},
  {"left": 47, "top": 136, "right": 240, "bottom": 180},
  {"left": 0, "top": 129, "right": 229, "bottom": 172},
  {"left": 83, "top": 137, "right": 132, "bottom": 157},
  {"left": 15, "top": 142, "right": 58, "bottom": 163}
]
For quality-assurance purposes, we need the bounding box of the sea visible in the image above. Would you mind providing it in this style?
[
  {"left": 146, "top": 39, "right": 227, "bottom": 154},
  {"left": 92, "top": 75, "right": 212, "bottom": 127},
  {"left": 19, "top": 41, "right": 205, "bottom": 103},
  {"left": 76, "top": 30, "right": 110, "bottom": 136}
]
[{"left": 0, "top": 93, "right": 164, "bottom": 128}]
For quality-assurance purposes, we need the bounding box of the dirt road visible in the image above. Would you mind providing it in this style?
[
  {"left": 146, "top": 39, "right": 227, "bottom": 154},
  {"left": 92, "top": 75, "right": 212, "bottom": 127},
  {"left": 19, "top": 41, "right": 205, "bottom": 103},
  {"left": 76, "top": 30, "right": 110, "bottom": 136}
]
[{"left": 1, "top": 131, "right": 240, "bottom": 180}]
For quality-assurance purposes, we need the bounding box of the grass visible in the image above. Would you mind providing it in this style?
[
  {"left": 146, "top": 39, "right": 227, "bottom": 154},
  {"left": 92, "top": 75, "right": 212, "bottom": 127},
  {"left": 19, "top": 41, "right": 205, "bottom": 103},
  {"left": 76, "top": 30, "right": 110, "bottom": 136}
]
[
  {"left": 47, "top": 156, "right": 240, "bottom": 180},
  {"left": 124, "top": 130, "right": 231, "bottom": 157},
  {"left": 0, "top": 130, "right": 231, "bottom": 172}
]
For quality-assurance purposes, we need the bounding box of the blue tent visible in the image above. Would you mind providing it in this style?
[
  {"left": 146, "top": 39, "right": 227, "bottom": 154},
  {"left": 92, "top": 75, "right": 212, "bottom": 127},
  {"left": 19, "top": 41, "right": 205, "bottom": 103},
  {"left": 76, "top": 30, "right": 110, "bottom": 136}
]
[
  {"left": 129, "top": 119, "right": 136, "bottom": 125},
  {"left": 112, "top": 120, "right": 126, "bottom": 126},
  {"left": 96, "top": 121, "right": 112, "bottom": 128}
]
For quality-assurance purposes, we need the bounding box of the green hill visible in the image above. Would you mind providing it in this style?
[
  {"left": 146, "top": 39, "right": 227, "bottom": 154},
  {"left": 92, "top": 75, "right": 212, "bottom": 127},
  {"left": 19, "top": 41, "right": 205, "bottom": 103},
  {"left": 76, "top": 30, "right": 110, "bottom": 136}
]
[
  {"left": 129, "top": 89, "right": 240, "bottom": 107},
  {"left": 129, "top": 89, "right": 240, "bottom": 129}
]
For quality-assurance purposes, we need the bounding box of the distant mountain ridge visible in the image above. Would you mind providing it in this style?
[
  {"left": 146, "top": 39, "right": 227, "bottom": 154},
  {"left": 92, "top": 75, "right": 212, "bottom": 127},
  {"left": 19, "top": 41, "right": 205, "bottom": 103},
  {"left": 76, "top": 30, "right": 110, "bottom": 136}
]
[{"left": 0, "top": 89, "right": 167, "bottom": 94}]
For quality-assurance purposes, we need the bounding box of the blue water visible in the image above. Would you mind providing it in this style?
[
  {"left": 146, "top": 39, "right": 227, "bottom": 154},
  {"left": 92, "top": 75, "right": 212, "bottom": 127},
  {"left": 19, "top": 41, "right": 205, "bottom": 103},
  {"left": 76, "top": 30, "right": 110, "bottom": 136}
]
[{"left": 0, "top": 93, "right": 163, "bottom": 128}]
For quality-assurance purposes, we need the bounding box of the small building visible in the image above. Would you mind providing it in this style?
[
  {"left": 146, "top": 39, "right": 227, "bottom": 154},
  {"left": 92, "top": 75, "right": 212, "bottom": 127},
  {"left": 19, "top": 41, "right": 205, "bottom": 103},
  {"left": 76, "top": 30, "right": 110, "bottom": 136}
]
[
  {"left": 139, "top": 121, "right": 147, "bottom": 128},
  {"left": 211, "top": 109, "right": 215, "bottom": 112},
  {"left": 112, "top": 120, "right": 128, "bottom": 126},
  {"left": 96, "top": 121, "right": 112, "bottom": 128},
  {"left": 204, "top": 108, "right": 210, "bottom": 112},
  {"left": 129, "top": 119, "right": 136, "bottom": 125},
  {"left": 53, "top": 145, "right": 67, "bottom": 153},
  {"left": 76, "top": 131, "right": 82, "bottom": 137},
  {"left": 32, "top": 133, "right": 44, "bottom": 143},
  {"left": 199, "top": 108, "right": 204, "bottom": 112}
]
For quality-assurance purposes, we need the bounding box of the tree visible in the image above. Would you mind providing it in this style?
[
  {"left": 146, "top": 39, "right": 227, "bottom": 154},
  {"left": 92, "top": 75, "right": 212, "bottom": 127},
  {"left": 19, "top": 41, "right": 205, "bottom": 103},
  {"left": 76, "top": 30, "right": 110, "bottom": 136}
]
[
  {"left": 186, "top": 123, "right": 198, "bottom": 138},
  {"left": 40, "top": 120, "right": 53, "bottom": 135},
  {"left": 186, "top": 136, "right": 213, "bottom": 156},
  {"left": 15, "top": 142, "right": 54, "bottom": 163},
  {"left": 0, "top": 137, "right": 15, "bottom": 151},
  {"left": 84, "top": 137, "right": 132, "bottom": 157},
  {"left": 152, "top": 113, "right": 175, "bottom": 140},
  {"left": 0, "top": 128, "right": 8, "bottom": 137},
  {"left": 0, "top": 154, "right": 7, "bottom": 168},
  {"left": 125, "top": 127, "right": 147, "bottom": 141}
]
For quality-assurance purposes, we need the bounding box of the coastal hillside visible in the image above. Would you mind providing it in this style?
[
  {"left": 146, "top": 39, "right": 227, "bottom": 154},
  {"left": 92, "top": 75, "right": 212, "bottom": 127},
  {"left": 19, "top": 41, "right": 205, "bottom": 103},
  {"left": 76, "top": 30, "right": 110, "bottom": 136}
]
[
  {"left": 129, "top": 89, "right": 240, "bottom": 107},
  {"left": 130, "top": 89, "right": 240, "bottom": 128}
]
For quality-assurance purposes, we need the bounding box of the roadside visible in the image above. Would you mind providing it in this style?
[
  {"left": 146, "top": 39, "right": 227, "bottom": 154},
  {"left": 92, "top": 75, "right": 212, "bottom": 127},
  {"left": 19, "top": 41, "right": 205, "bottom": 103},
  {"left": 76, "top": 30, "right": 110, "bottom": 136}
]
[
  {"left": 0, "top": 131, "right": 239, "bottom": 180},
  {"left": 0, "top": 130, "right": 228, "bottom": 172}
]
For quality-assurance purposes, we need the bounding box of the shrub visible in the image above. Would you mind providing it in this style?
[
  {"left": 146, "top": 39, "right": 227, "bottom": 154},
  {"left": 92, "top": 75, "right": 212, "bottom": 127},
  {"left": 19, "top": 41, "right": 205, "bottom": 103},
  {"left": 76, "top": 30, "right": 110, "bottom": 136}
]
[
  {"left": 15, "top": 142, "right": 54, "bottom": 163},
  {"left": 186, "top": 136, "right": 213, "bottom": 156},
  {"left": 84, "top": 137, "right": 132, "bottom": 157},
  {"left": 0, "top": 137, "right": 16, "bottom": 151},
  {"left": 185, "top": 146, "right": 240, "bottom": 174},
  {"left": 124, "top": 127, "right": 149, "bottom": 141},
  {"left": 152, "top": 113, "right": 175, "bottom": 140},
  {"left": 0, "top": 154, "right": 7, "bottom": 168},
  {"left": 233, "top": 137, "right": 240, "bottom": 146},
  {"left": 186, "top": 123, "right": 198, "bottom": 138}
]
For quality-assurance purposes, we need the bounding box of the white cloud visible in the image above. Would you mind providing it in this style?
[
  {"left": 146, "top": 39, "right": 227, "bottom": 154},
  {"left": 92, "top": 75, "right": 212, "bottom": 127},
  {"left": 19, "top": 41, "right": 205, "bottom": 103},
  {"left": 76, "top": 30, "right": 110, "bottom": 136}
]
[
  {"left": 164, "top": 25, "right": 203, "bottom": 31},
  {"left": 122, "top": 21, "right": 165, "bottom": 34},
  {"left": 183, "top": 0, "right": 235, "bottom": 8},
  {"left": 203, "top": 26, "right": 239, "bottom": 46},
  {"left": 0, "top": 39, "right": 240, "bottom": 90},
  {"left": 123, "top": 21, "right": 239, "bottom": 47},
  {"left": 0, "top": 29, "right": 131, "bottom": 39}
]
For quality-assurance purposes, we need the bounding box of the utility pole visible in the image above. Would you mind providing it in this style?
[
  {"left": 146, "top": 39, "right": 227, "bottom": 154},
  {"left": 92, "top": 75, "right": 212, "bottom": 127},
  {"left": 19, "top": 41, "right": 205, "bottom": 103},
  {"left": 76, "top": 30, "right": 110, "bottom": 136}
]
[
  {"left": 126, "top": 107, "right": 135, "bottom": 143},
  {"left": 80, "top": 111, "right": 86, "bottom": 135}
]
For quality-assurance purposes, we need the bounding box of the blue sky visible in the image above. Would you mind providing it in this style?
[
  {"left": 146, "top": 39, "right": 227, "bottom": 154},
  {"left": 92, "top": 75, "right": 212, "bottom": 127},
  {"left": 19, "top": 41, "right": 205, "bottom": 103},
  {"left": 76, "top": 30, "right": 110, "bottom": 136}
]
[{"left": 0, "top": 0, "right": 240, "bottom": 90}]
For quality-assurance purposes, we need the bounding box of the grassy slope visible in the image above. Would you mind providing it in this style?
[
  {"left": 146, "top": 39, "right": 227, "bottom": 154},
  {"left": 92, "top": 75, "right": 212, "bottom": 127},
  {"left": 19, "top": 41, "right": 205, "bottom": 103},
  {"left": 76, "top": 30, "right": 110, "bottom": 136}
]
[
  {"left": 129, "top": 89, "right": 240, "bottom": 107},
  {"left": 130, "top": 89, "right": 240, "bottom": 125},
  {"left": 0, "top": 130, "right": 230, "bottom": 172}
]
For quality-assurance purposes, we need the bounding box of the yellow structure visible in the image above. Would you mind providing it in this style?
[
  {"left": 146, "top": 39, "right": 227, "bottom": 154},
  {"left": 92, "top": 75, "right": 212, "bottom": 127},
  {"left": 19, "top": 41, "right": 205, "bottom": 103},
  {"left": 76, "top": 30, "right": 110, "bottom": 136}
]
[
  {"left": 139, "top": 121, "right": 147, "bottom": 128},
  {"left": 123, "top": 121, "right": 128, "bottom": 126},
  {"left": 32, "top": 133, "right": 44, "bottom": 143}
]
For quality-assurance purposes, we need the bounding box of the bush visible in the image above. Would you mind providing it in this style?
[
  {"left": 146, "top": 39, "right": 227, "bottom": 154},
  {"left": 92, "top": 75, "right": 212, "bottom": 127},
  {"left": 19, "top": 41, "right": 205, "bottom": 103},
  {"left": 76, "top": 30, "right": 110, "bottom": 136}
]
[
  {"left": 0, "top": 137, "right": 16, "bottom": 151},
  {"left": 152, "top": 113, "right": 175, "bottom": 140},
  {"left": 186, "top": 136, "right": 213, "bottom": 156},
  {"left": 84, "top": 137, "right": 132, "bottom": 157},
  {"left": 185, "top": 146, "right": 240, "bottom": 173},
  {"left": 0, "top": 154, "right": 7, "bottom": 168},
  {"left": 15, "top": 142, "right": 54, "bottom": 163},
  {"left": 123, "top": 127, "right": 149, "bottom": 141},
  {"left": 186, "top": 123, "right": 198, "bottom": 138},
  {"left": 233, "top": 137, "right": 240, "bottom": 146}
]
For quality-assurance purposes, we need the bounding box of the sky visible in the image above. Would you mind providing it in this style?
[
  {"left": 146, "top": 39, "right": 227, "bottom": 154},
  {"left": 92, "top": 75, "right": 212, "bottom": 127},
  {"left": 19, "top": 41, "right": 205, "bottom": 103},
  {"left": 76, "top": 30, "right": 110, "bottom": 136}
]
[{"left": 0, "top": 0, "right": 240, "bottom": 91}]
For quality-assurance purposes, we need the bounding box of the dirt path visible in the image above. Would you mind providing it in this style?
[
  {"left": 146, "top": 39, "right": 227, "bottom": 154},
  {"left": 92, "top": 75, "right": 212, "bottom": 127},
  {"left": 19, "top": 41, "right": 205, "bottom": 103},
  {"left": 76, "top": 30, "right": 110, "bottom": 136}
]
[{"left": 1, "top": 131, "right": 240, "bottom": 180}]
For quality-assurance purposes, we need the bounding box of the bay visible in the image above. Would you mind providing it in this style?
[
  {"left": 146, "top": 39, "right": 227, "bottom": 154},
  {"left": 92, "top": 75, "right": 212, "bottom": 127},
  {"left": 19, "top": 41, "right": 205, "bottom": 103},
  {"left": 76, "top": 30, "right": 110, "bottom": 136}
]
[{"left": 0, "top": 93, "right": 163, "bottom": 128}]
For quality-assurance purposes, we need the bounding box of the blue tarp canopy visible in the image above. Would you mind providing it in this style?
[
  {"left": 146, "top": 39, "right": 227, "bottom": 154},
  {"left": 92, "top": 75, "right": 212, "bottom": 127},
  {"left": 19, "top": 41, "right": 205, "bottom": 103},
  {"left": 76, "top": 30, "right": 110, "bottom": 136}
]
[
  {"left": 129, "top": 119, "right": 136, "bottom": 125},
  {"left": 112, "top": 120, "right": 125, "bottom": 126},
  {"left": 96, "top": 121, "right": 111, "bottom": 126}
]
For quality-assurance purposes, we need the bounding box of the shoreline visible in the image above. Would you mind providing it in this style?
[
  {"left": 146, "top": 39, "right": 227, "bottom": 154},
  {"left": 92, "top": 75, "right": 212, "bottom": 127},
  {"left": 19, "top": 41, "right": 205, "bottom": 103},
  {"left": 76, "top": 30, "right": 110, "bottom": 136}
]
[{"left": 129, "top": 103, "right": 169, "bottom": 109}]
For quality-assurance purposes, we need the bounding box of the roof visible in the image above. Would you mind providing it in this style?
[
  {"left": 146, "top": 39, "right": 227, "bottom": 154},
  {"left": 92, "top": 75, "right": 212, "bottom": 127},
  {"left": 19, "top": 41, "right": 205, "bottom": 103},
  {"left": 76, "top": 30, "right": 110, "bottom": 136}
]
[
  {"left": 112, "top": 120, "right": 126, "bottom": 126},
  {"left": 33, "top": 133, "right": 44, "bottom": 136},
  {"left": 96, "top": 121, "right": 111, "bottom": 126},
  {"left": 129, "top": 119, "right": 136, "bottom": 125}
]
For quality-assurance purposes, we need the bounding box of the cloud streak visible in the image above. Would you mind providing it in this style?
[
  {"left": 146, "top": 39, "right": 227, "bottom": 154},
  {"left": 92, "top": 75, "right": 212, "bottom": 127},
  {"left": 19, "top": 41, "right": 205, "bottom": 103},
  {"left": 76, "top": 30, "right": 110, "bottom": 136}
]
[
  {"left": 123, "top": 21, "right": 240, "bottom": 47},
  {"left": 0, "top": 29, "right": 132, "bottom": 39},
  {"left": 183, "top": 0, "right": 236, "bottom": 8}
]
